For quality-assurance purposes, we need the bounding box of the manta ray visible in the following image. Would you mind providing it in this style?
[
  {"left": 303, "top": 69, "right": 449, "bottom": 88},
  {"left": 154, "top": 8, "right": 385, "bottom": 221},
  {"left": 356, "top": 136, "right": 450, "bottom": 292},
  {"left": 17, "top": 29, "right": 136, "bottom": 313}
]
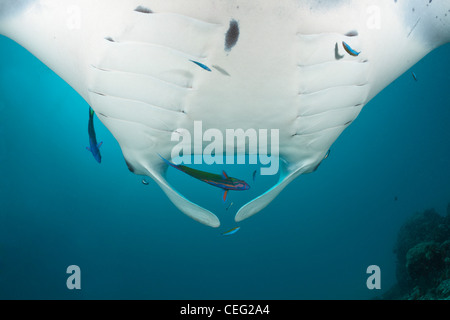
[{"left": 1, "top": 0, "right": 450, "bottom": 227}]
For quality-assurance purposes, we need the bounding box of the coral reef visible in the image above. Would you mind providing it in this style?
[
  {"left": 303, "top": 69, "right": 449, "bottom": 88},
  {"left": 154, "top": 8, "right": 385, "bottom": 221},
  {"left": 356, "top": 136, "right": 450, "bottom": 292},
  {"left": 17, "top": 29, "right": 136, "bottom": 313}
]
[{"left": 381, "top": 205, "right": 450, "bottom": 300}]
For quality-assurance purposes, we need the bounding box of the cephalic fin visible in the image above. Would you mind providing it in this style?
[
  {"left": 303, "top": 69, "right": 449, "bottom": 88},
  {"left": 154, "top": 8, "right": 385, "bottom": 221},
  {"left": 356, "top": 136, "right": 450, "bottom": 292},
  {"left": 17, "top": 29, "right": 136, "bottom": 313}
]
[
  {"left": 235, "top": 164, "right": 307, "bottom": 223},
  {"left": 151, "top": 159, "right": 220, "bottom": 227}
]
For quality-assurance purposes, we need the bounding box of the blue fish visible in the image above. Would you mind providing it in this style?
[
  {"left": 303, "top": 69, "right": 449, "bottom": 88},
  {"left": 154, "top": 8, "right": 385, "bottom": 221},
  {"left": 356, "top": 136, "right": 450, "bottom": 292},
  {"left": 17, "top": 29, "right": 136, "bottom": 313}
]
[
  {"left": 342, "top": 41, "right": 360, "bottom": 57},
  {"left": 190, "top": 60, "right": 212, "bottom": 72},
  {"left": 412, "top": 71, "right": 418, "bottom": 81},
  {"left": 222, "top": 226, "right": 240, "bottom": 236},
  {"left": 86, "top": 107, "right": 103, "bottom": 163}
]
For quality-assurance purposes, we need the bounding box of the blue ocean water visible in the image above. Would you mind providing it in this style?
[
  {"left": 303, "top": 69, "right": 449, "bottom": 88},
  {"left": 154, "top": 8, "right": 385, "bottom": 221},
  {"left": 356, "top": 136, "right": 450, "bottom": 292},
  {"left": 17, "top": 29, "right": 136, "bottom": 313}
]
[{"left": 1, "top": 34, "right": 450, "bottom": 300}]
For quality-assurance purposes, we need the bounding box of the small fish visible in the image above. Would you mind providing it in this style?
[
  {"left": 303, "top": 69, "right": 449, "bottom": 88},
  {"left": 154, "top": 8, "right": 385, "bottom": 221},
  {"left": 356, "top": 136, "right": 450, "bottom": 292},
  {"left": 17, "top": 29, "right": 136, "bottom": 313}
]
[
  {"left": 226, "top": 202, "right": 234, "bottom": 211},
  {"left": 222, "top": 226, "right": 240, "bottom": 236},
  {"left": 324, "top": 149, "right": 331, "bottom": 160},
  {"left": 142, "top": 178, "right": 149, "bottom": 185},
  {"left": 252, "top": 170, "right": 257, "bottom": 182},
  {"left": 412, "top": 72, "right": 418, "bottom": 81},
  {"left": 159, "top": 155, "right": 250, "bottom": 202},
  {"left": 86, "top": 107, "right": 103, "bottom": 163},
  {"left": 190, "top": 60, "right": 212, "bottom": 72},
  {"left": 342, "top": 41, "right": 360, "bottom": 57}
]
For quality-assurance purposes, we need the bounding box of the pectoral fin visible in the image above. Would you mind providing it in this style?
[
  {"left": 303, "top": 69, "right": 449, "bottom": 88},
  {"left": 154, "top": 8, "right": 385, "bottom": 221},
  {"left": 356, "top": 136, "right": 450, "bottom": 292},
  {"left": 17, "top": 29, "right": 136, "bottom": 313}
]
[{"left": 223, "top": 189, "right": 228, "bottom": 202}]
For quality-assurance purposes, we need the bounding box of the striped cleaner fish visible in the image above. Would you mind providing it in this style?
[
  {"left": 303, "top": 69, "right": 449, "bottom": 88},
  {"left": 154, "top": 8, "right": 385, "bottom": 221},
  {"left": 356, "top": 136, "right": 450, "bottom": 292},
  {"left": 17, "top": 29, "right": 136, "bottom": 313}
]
[{"left": 159, "top": 155, "right": 250, "bottom": 202}]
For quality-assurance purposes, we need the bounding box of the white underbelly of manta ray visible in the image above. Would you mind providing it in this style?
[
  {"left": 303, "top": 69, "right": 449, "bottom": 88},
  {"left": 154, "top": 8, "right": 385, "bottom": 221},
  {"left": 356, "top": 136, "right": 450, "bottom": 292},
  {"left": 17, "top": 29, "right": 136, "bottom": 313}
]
[
  {"left": 1, "top": 0, "right": 450, "bottom": 227},
  {"left": 88, "top": 2, "right": 371, "bottom": 228}
]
